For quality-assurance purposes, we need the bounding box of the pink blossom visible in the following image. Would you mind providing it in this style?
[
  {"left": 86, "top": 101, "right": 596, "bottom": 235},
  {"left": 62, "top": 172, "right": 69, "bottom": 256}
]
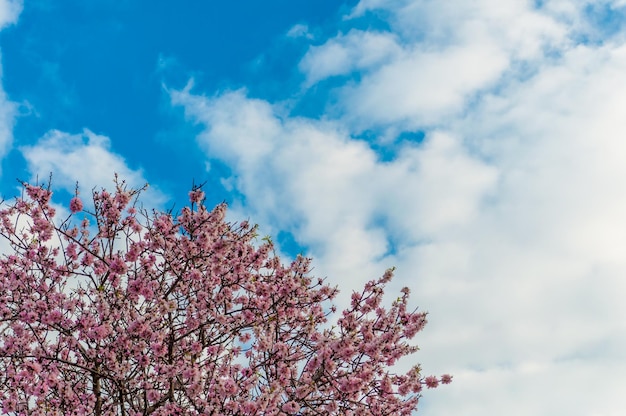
[
  {"left": 109, "top": 256, "right": 127, "bottom": 275},
  {"left": 69, "top": 197, "right": 83, "bottom": 213},
  {"left": 189, "top": 189, "right": 205, "bottom": 204},
  {"left": 282, "top": 401, "right": 300, "bottom": 414},
  {"left": 424, "top": 376, "right": 439, "bottom": 388}
]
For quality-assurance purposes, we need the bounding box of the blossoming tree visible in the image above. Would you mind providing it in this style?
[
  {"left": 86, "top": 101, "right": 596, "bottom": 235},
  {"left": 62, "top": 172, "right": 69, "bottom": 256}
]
[{"left": 0, "top": 179, "right": 450, "bottom": 415}]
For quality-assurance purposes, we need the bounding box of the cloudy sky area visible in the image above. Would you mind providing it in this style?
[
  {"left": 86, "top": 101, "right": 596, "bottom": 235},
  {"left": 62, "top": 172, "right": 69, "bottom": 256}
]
[{"left": 1, "top": 0, "right": 625, "bottom": 414}]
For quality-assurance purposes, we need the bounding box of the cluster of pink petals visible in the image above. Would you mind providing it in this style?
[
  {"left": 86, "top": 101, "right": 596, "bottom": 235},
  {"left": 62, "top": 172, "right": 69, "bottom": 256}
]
[
  {"left": 0, "top": 179, "right": 450, "bottom": 415},
  {"left": 69, "top": 196, "right": 83, "bottom": 213}
]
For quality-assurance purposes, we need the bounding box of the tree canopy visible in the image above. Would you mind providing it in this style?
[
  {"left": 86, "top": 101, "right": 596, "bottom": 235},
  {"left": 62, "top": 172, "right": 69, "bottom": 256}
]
[{"left": 0, "top": 179, "right": 450, "bottom": 415}]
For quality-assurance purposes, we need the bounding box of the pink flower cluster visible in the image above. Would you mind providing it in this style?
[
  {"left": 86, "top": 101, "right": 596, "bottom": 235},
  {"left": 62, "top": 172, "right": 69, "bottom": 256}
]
[
  {"left": 69, "top": 196, "right": 83, "bottom": 213},
  {"left": 0, "top": 179, "right": 450, "bottom": 415}
]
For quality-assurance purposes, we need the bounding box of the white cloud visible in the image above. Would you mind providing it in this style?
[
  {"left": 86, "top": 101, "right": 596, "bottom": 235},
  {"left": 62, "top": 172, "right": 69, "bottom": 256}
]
[
  {"left": 20, "top": 129, "right": 166, "bottom": 206},
  {"left": 340, "top": 42, "right": 509, "bottom": 129},
  {"left": 299, "top": 30, "right": 402, "bottom": 85},
  {"left": 354, "top": 0, "right": 567, "bottom": 52},
  {"left": 395, "top": 14, "right": 626, "bottom": 416},
  {"left": 377, "top": 132, "right": 497, "bottom": 238},
  {"left": 286, "top": 23, "right": 313, "bottom": 40},
  {"left": 172, "top": 1, "right": 626, "bottom": 414},
  {"left": 0, "top": 0, "right": 21, "bottom": 30},
  {"left": 306, "top": 0, "right": 569, "bottom": 133}
]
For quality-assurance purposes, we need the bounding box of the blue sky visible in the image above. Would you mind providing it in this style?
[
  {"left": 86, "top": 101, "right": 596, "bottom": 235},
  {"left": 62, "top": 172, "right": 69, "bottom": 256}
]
[
  {"left": 2, "top": 1, "right": 626, "bottom": 415},
  {"left": 1, "top": 0, "right": 355, "bottom": 208}
]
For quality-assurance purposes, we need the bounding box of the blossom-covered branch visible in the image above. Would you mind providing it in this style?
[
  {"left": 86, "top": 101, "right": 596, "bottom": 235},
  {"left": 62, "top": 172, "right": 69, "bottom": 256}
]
[{"left": 0, "top": 179, "right": 450, "bottom": 415}]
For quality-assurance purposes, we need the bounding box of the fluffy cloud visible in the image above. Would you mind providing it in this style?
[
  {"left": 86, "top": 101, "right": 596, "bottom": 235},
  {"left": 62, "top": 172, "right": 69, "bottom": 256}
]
[
  {"left": 286, "top": 23, "right": 313, "bottom": 40},
  {"left": 299, "top": 30, "right": 402, "bottom": 85},
  {"left": 20, "top": 129, "right": 166, "bottom": 206},
  {"left": 305, "top": 0, "right": 567, "bottom": 132},
  {"left": 0, "top": 0, "right": 21, "bottom": 30}
]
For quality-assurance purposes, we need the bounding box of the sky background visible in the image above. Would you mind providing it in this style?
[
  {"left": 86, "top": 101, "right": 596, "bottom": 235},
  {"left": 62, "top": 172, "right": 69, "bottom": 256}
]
[{"left": 1, "top": 0, "right": 626, "bottom": 414}]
